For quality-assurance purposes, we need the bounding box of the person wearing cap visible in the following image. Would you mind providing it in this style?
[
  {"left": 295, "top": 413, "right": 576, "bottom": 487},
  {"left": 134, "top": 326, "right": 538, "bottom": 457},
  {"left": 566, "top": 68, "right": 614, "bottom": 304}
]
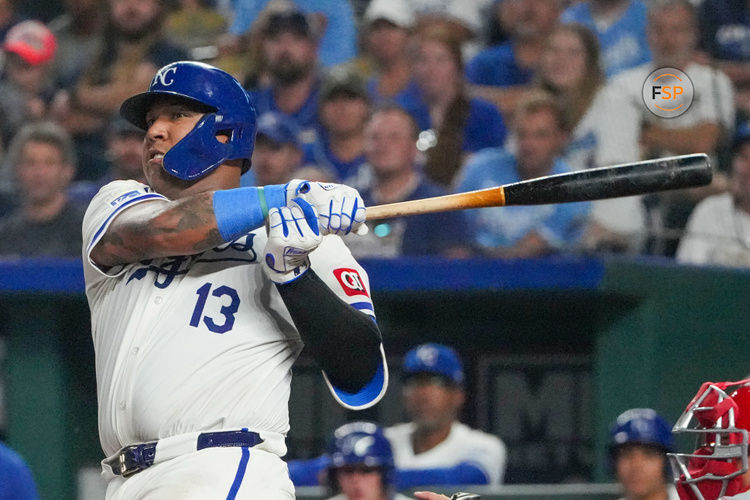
[
  {"left": 358, "top": 0, "right": 419, "bottom": 107},
  {"left": 249, "top": 8, "right": 326, "bottom": 142},
  {"left": 248, "top": 111, "right": 305, "bottom": 187},
  {"left": 608, "top": 408, "right": 678, "bottom": 500},
  {"left": 221, "top": 0, "right": 357, "bottom": 69},
  {"left": 302, "top": 68, "right": 369, "bottom": 183},
  {"left": 677, "top": 127, "right": 750, "bottom": 267},
  {"left": 0, "top": 20, "right": 58, "bottom": 149},
  {"left": 0, "top": 440, "right": 39, "bottom": 500},
  {"left": 386, "top": 343, "right": 507, "bottom": 487},
  {"left": 323, "top": 421, "right": 411, "bottom": 500}
]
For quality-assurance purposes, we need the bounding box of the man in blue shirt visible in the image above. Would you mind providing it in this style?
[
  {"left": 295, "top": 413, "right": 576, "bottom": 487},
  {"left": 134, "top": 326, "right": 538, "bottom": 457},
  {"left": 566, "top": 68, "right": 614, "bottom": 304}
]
[
  {"left": 456, "top": 94, "right": 590, "bottom": 256},
  {"left": 249, "top": 9, "right": 323, "bottom": 142},
  {"left": 561, "top": 0, "right": 651, "bottom": 78},
  {"left": 0, "top": 441, "right": 39, "bottom": 499}
]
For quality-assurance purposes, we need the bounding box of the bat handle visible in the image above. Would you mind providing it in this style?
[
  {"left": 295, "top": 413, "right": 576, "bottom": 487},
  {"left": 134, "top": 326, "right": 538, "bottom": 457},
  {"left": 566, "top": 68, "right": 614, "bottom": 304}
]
[{"left": 366, "top": 187, "right": 506, "bottom": 221}]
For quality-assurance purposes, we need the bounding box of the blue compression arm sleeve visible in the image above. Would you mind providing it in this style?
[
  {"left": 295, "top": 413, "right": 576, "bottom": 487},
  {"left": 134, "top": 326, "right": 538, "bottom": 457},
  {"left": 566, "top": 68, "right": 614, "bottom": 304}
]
[
  {"left": 212, "top": 185, "right": 286, "bottom": 241},
  {"left": 396, "top": 462, "right": 490, "bottom": 488}
]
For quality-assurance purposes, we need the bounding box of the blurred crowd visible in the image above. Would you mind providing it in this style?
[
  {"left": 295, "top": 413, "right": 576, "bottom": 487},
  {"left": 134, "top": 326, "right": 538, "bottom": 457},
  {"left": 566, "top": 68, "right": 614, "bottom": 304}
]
[{"left": 0, "top": 0, "right": 749, "bottom": 267}]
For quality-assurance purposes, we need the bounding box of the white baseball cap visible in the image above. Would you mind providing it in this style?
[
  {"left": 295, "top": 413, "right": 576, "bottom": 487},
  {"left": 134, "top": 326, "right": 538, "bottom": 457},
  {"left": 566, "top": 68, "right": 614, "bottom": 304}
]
[{"left": 364, "top": 0, "right": 415, "bottom": 28}]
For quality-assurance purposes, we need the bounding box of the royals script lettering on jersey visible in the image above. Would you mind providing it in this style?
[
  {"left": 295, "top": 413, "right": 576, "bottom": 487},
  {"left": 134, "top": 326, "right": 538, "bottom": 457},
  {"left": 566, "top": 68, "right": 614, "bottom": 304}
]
[{"left": 82, "top": 180, "right": 379, "bottom": 457}]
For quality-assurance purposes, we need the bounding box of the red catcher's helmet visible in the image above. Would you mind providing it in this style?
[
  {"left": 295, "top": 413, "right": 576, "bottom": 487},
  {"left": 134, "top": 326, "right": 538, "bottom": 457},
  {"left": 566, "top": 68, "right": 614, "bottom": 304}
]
[{"left": 669, "top": 380, "right": 750, "bottom": 500}]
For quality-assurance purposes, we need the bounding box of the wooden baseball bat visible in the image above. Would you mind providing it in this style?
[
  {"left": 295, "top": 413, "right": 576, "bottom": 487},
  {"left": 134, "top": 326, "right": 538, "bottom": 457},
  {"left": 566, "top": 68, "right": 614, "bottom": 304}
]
[{"left": 366, "top": 153, "right": 712, "bottom": 221}]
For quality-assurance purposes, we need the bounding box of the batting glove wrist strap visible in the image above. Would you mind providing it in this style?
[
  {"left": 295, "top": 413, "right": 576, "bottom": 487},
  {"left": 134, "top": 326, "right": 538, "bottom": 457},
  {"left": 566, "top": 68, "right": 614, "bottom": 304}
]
[
  {"left": 262, "top": 198, "right": 322, "bottom": 284},
  {"left": 285, "top": 179, "right": 367, "bottom": 236},
  {"left": 213, "top": 185, "right": 287, "bottom": 241},
  {"left": 450, "top": 494, "right": 480, "bottom": 500}
]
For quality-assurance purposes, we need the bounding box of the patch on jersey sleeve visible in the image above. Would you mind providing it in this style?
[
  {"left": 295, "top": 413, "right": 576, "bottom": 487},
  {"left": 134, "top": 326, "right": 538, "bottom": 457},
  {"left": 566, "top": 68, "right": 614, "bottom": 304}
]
[
  {"left": 333, "top": 268, "right": 369, "bottom": 298},
  {"left": 110, "top": 190, "right": 144, "bottom": 208}
]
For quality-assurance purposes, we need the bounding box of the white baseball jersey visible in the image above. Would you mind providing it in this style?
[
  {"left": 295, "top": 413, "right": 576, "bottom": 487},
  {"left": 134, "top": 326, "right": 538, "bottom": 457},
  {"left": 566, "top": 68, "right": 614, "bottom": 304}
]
[
  {"left": 385, "top": 422, "right": 507, "bottom": 485},
  {"left": 82, "top": 180, "right": 387, "bottom": 491}
]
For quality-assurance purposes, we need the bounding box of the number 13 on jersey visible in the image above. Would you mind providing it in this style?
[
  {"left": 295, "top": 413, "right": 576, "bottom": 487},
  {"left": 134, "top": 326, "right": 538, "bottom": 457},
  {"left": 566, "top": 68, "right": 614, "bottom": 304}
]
[{"left": 189, "top": 283, "right": 240, "bottom": 334}]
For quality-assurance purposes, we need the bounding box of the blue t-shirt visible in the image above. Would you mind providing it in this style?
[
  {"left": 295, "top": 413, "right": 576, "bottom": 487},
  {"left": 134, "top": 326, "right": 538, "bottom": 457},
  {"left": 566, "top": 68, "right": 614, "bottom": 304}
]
[
  {"left": 250, "top": 81, "right": 322, "bottom": 142},
  {"left": 0, "top": 443, "right": 39, "bottom": 500},
  {"left": 228, "top": 0, "right": 357, "bottom": 67},
  {"left": 699, "top": 0, "right": 750, "bottom": 61},
  {"left": 456, "top": 148, "right": 590, "bottom": 250},
  {"left": 465, "top": 42, "right": 535, "bottom": 87},
  {"left": 359, "top": 178, "right": 468, "bottom": 256},
  {"left": 301, "top": 129, "right": 367, "bottom": 182},
  {"left": 366, "top": 77, "right": 422, "bottom": 109},
  {"left": 561, "top": 0, "right": 651, "bottom": 78},
  {"left": 400, "top": 94, "right": 507, "bottom": 153}
]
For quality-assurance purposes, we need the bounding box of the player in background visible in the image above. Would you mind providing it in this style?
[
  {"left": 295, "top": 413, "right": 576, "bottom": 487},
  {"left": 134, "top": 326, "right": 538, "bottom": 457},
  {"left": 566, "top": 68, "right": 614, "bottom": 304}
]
[
  {"left": 608, "top": 408, "right": 679, "bottom": 500},
  {"left": 82, "top": 60, "right": 387, "bottom": 499},
  {"left": 386, "top": 343, "right": 507, "bottom": 487},
  {"left": 669, "top": 379, "right": 750, "bottom": 500},
  {"left": 323, "top": 421, "right": 411, "bottom": 500}
]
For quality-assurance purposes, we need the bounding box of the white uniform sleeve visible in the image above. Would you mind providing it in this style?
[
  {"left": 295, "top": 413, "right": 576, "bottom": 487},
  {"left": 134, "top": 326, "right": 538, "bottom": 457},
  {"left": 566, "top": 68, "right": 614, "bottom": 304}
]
[
  {"left": 467, "top": 432, "right": 508, "bottom": 485},
  {"left": 675, "top": 198, "right": 716, "bottom": 265},
  {"left": 82, "top": 180, "right": 168, "bottom": 277},
  {"left": 308, "top": 235, "right": 388, "bottom": 410}
]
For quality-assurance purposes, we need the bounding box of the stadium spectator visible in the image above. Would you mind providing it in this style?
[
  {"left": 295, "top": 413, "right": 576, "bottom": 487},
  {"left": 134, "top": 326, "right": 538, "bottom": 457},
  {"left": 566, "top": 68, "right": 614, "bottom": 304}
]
[
  {"left": 466, "top": 0, "right": 561, "bottom": 117},
  {"left": 0, "top": 441, "right": 39, "bottom": 499},
  {"left": 0, "top": 21, "right": 58, "bottom": 151},
  {"left": 455, "top": 93, "right": 590, "bottom": 258},
  {"left": 323, "top": 421, "right": 411, "bottom": 500},
  {"left": 608, "top": 408, "right": 678, "bottom": 500},
  {"left": 560, "top": 0, "right": 651, "bottom": 78},
  {"left": 249, "top": 8, "right": 324, "bottom": 143},
  {"left": 345, "top": 105, "right": 469, "bottom": 258},
  {"left": 386, "top": 343, "right": 507, "bottom": 486},
  {"left": 164, "top": 0, "right": 226, "bottom": 54},
  {"left": 698, "top": 0, "right": 750, "bottom": 89},
  {"left": 68, "top": 117, "right": 146, "bottom": 203},
  {"left": 538, "top": 23, "right": 646, "bottom": 252},
  {"left": 360, "top": 0, "right": 417, "bottom": 106},
  {"left": 302, "top": 68, "right": 369, "bottom": 183},
  {"left": 677, "top": 128, "right": 750, "bottom": 267},
  {"left": 0, "top": 122, "right": 85, "bottom": 258},
  {"left": 221, "top": 0, "right": 357, "bottom": 68},
  {"left": 404, "top": 25, "right": 506, "bottom": 187},
  {"left": 51, "top": 0, "right": 188, "bottom": 181},
  {"left": 246, "top": 111, "right": 304, "bottom": 187},
  {"left": 48, "top": 0, "right": 105, "bottom": 90},
  {"left": 600, "top": 0, "right": 735, "bottom": 256}
]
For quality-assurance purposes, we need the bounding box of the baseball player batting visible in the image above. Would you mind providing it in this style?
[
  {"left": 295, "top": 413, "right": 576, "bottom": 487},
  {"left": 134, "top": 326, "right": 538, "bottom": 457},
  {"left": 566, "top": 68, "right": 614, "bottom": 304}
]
[{"left": 82, "top": 61, "right": 387, "bottom": 499}]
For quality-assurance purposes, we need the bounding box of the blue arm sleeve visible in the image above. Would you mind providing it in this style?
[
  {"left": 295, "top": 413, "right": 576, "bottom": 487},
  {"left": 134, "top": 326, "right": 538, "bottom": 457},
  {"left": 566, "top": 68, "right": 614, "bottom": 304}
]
[
  {"left": 396, "top": 462, "right": 490, "bottom": 488},
  {"left": 287, "top": 455, "right": 331, "bottom": 487},
  {"left": 212, "top": 184, "right": 286, "bottom": 241}
]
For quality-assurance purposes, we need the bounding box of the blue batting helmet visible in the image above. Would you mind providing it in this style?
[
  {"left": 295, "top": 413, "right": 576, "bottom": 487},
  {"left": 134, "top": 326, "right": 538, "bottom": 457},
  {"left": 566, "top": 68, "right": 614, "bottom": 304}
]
[
  {"left": 403, "top": 343, "right": 464, "bottom": 385},
  {"left": 328, "top": 421, "right": 394, "bottom": 470},
  {"left": 120, "top": 61, "right": 257, "bottom": 181},
  {"left": 609, "top": 408, "right": 674, "bottom": 453}
]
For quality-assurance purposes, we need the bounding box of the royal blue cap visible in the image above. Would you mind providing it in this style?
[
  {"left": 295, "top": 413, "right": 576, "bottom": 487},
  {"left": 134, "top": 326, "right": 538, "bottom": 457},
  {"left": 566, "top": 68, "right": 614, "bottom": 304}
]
[
  {"left": 256, "top": 112, "right": 300, "bottom": 147},
  {"left": 403, "top": 343, "right": 464, "bottom": 385}
]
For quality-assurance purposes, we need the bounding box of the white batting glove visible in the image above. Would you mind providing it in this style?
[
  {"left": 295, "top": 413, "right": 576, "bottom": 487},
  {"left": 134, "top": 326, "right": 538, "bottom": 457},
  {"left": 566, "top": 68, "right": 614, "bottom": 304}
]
[
  {"left": 285, "top": 179, "right": 368, "bottom": 236},
  {"left": 262, "top": 198, "right": 323, "bottom": 284}
]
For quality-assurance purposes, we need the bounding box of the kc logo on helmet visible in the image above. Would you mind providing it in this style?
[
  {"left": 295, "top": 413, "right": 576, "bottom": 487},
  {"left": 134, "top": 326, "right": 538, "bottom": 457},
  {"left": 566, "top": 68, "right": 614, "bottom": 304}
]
[
  {"left": 334, "top": 268, "right": 368, "bottom": 297},
  {"left": 154, "top": 66, "right": 178, "bottom": 87}
]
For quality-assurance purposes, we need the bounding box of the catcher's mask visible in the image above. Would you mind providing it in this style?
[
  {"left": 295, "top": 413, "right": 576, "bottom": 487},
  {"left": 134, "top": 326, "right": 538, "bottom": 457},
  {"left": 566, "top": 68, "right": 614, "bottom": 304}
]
[
  {"left": 120, "top": 60, "right": 256, "bottom": 181},
  {"left": 669, "top": 379, "right": 750, "bottom": 500}
]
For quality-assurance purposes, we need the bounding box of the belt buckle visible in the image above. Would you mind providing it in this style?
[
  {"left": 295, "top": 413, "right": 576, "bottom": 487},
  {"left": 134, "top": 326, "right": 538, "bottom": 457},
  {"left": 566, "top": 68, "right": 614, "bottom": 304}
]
[{"left": 118, "top": 445, "right": 144, "bottom": 478}]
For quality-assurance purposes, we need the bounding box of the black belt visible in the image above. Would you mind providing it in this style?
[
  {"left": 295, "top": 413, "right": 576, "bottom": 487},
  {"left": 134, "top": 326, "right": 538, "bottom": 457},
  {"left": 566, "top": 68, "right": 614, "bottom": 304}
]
[{"left": 104, "top": 429, "right": 264, "bottom": 477}]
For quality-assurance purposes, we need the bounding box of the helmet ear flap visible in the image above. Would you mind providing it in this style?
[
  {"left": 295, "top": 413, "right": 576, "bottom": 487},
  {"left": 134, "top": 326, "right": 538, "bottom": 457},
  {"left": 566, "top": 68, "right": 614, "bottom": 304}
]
[{"left": 162, "top": 114, "right": 229, "bottom": 180}]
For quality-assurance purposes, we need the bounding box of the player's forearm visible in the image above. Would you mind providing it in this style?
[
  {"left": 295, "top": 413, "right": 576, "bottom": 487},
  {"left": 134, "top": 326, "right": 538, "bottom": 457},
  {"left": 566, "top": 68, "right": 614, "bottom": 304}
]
[
  {"left": 276, "top": 269, "right": 382, "bottom": 393},
  {"left": 93, "top": 191, "right": 225, "bottom": 266},
  {"left": 93, "top": 185, "right": 287, "bottom": 267}
]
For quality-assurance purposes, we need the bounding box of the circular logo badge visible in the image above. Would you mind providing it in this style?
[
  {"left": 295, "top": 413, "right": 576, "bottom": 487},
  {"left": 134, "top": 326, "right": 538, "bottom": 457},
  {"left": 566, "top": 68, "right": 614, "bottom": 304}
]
[{"left": 642, "top": 67, "right": 694, "bottom": 118}]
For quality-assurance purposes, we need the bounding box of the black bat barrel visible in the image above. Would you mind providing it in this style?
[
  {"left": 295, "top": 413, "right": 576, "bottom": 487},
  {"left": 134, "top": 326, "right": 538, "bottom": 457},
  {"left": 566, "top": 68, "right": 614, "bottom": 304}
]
[{"left": 503, "top": 153, "right": 712, "bottom": 206}]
